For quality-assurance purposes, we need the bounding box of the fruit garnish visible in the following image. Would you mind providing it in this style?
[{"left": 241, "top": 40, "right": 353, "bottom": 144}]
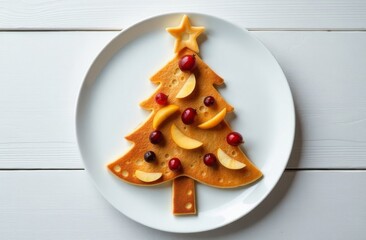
[
  {"left": 204, "top": 96, "right": 215, "bottom": 106},
  {"left": 135, "top": 170, "right": 162, "bottom": 182},
  {"left": 153, "top": 104, "right": 179, "bottom": 129},
  {"left": 181, "top": 107, "right": 197, "bottom": 125},
  {"left": 176, "top": 74, "right": 196, "bottom": 99},
  {"left": 168, "top": 158, "right": 182, "bottom": 171},
  {"left": 198, "top": 108, "right": 227, "bottom": 129},
  {"left": 171, "top": 124, "right": 203, "bottom": 149},
  {"left": 226, "top": 132, "right": 244, "bottom": 146},
  {"left": 155, "top": 92, "right": 168, "bottom": 105},
  {"left": 144, "top": 151, "right": 156, "bottom": 162},
  {"left": 149, "top": 130, "right": 163, "bottom": 144},
  {"left": 203, "top": 153, "right": 217, "bottom": 166},
  {"left": 179, "top": 54, "right": 196, "bottom": 71},
  {"left": 217, "top": 148, "right": 246, "bottom": 170}
]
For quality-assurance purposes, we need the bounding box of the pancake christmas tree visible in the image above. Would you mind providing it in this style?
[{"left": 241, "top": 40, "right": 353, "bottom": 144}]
[{"left": 108, "top": 15, "right": 262, "bottom": 215}]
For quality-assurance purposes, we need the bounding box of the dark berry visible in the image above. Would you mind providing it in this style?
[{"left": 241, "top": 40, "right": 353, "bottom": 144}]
[
  {"left": 144, "top": 151, "right": 156, "bottom": 162},
  {"left": 226, "top": 132, "right": 244, "bottom": 146},
  {"left": 204, "top": 96, "right": 215, "bottom": 107},
  {"left": 181, "top": 108, "right": 197, "bottom": 125},
  {"left": 168, "top": 158, "right": 182, "bottom": 171},
  {"left": 155, "top": 93, "right": 168, "bottom": 105},
  {"left": 179, "top": 55, "right": 196, "bottom": 71},
  {"left": 149, "top": 130, "right": 163, "bottom": 144},
  {"left": 203, "top": 153, "right": 217, "bottom": 166}
]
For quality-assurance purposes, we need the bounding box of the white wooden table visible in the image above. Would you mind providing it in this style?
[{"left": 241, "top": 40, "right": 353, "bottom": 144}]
[{"left": 1, "top": 1, "right": 366, "bottom": 239}]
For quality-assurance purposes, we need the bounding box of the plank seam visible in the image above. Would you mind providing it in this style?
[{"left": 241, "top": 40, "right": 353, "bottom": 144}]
[
  {"left": 286, "top": 168, "right": 366, "bottom": 171},
  {"left": 0, "top": 168, "right": 85, "bottom": 171},
  {"left": 0, "top": 28, "right": 365, "bottom": 32}
]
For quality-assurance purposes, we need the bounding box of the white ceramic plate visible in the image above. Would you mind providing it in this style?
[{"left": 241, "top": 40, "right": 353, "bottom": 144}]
[{"left": 76, "top": 13, "right": 295, "bottom": 233}]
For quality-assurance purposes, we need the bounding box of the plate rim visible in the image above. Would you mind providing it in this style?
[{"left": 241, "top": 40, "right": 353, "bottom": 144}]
[{"left": 75, "top": 12, "right": 296, "bottom": 233}]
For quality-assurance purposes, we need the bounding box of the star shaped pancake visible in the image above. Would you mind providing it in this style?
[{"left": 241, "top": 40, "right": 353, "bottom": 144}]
[{"left": 166, "top": 15, "right": 205, "bottom": 53}]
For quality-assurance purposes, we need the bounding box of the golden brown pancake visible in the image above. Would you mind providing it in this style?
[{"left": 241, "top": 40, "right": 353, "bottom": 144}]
[{"left": 108, "top": 48, "right": 262, "bottom": 214}]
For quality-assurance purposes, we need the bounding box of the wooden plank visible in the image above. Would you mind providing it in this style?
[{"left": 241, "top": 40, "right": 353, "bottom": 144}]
[
  {"left": 254, "top": 32, "right": 366, "bottom": 169},
  {"left": 0, "top": 31, "right": 366, "bottom": 169},
  {"left": 0, "top": 170, "right": 364, "bottom": 239},
  {"left": 0, "top": 0, "right": 366, "bottom": 30},
  {"left": 0, "top": 31, "right": 117, "bottom": 168}
]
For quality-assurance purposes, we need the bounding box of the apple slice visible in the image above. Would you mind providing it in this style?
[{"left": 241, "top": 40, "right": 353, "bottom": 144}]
[
  {"left": 176, "top": 74, "right": 196, "bottom": 99},
  {"left": 153, "top": 104, "right": 179, "bottom": 129},
  {"left": 198, "top": 108, "right": 227, "bottom": 129},
  {"left": 135, "top": 170, "right": 162, "bottom": 182},
  {"left": 217, "top": 148, "right": 246, "bottom": 170},
  {"left": 171, "top": 124, "right": 203, "bottom": 149}
]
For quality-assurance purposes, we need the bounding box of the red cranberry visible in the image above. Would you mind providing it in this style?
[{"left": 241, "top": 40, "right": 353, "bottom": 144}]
[
  {"left": 203, "top": 153, "right": 217, "bottom": 166},
  {"left": 144, "top": 151, "right": 156, "bottom": 162},
  {"left": 168, "top": 158, "right": 182, "bottom": 171},
  {"left": 149, "top": 130, "right": 163, "bottom": 144},
  {"left": 155, "top": 93, "right": 168, "bottom": 105},
  {"left": 179, "top": 55, "right": 196, "bottom": 71},
  {"left": 204, "top": 96, "right": 215, "bottom": 107},
  {"left": 226, "top": 132, "right": 244, "bottom": 146},
  {"left": 181, "top": 108, "right": 197, "bottom": 125}
]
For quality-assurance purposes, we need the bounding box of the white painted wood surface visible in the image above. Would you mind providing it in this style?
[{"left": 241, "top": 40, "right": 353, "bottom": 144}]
[
  {"left": 1, "top": 31, "right": 365, "bottom": 169},
  {"left": 1, "top": 0, "right": 366, "bottom": 238},
  {"left": 0, "top": 31, "right": 115, "bottom": 169},
  {"left": 0, "top": 0, "right": 366, "bottom": 30},
  {"left": 0, "top": 170, "right": 365, "bottom": 239}
]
